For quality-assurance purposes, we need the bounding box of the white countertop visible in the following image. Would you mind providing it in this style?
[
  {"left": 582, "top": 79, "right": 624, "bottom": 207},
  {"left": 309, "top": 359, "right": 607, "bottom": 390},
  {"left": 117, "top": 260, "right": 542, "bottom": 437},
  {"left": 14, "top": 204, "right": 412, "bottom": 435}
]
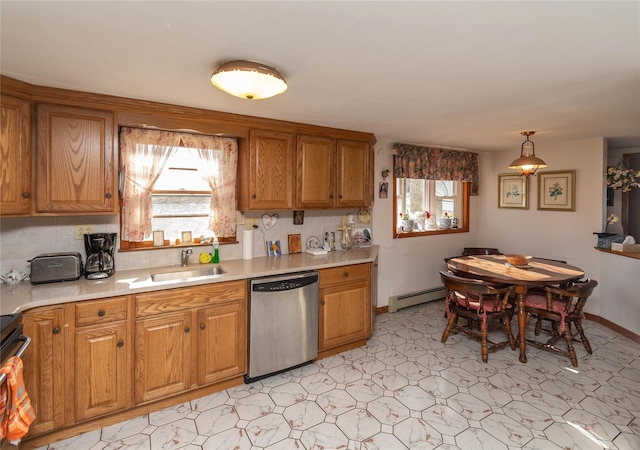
[{"left": 0, "top": 246, "right": 378, "bottom": 314}]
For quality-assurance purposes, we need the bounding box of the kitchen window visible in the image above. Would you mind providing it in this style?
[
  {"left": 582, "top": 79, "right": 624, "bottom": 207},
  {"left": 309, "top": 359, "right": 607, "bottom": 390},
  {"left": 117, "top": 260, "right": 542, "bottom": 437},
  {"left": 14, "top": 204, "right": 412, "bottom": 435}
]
[
  {"left": 392, "top": 143, "right": 476, "bottom": 238},
  {"left": 119, "top": 127, "right": 237, "bottom": 250}
]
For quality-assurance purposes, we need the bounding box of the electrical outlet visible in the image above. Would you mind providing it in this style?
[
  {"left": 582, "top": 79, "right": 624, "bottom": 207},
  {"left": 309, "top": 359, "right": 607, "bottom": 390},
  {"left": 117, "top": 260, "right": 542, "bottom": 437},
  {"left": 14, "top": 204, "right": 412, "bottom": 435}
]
[
  {"left": 75, "top": 225, "right": 94, "bottom": 240},
  {"left": 245, "top": 218, "right": 259, "bottom": 230}
]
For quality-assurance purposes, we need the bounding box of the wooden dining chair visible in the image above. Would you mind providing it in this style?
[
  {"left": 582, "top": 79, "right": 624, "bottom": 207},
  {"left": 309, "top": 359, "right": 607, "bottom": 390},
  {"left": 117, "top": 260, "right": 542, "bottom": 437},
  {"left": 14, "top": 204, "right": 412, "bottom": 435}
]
[
  {"left": 523, "top": 279, "right": 598, "bottom": 367},
  {"left": 461, "top": 247, "right": 503, "bottom": 256},
  {"left": 440, "top": 270, "right": 516, "bottom": 363}
]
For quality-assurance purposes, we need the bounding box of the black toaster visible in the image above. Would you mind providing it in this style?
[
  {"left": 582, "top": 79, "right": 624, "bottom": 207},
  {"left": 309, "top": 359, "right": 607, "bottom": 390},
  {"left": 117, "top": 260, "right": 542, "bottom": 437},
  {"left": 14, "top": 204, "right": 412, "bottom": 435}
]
[{"left": 29, "top": 252, "right": 84, "bottom": 284}]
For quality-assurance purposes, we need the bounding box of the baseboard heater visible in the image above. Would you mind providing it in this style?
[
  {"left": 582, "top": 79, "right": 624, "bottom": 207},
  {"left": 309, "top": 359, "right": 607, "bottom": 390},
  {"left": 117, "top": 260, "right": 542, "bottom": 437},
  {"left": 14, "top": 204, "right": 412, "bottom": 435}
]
[{"left": 388, "top": 287, "right": 446, "bottom": 313}]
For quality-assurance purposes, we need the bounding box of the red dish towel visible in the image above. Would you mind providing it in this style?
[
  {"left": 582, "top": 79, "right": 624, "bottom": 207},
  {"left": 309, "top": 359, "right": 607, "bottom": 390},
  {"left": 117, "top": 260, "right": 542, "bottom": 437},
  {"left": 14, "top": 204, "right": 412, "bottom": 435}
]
[{"left": 0, "top": 356, "right": 35, "bottom": 441}]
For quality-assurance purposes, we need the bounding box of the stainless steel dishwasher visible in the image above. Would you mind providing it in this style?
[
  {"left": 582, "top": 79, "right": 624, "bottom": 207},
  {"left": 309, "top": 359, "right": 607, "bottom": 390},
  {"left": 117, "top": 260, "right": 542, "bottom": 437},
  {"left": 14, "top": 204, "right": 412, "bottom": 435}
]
[{"left": 246, "top": 271, "right": 319, "bottom": 383}]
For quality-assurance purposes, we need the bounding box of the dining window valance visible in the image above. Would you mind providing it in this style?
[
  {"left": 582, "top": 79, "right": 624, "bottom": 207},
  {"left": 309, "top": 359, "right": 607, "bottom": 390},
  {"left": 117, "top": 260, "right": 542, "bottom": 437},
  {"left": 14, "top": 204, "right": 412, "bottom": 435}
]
[{"left": 393, "top": 143, "right": 479, "bottom": 185}]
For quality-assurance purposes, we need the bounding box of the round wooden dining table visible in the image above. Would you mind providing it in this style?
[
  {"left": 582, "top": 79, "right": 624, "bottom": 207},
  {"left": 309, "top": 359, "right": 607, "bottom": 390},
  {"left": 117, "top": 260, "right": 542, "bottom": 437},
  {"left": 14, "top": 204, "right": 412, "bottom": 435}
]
[{"left": 446, "top": 254, "right": 585, "bottom": 363}]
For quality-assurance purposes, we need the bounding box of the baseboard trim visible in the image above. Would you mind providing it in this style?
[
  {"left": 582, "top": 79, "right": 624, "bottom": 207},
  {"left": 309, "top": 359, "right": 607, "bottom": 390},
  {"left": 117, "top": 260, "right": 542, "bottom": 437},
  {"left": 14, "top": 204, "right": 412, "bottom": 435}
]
[
  {"left": 584, "top": 312, "right": 640, "bottom": 345},
  {"left": 376, "top": 306, "right": 388, "bottom": 315}
]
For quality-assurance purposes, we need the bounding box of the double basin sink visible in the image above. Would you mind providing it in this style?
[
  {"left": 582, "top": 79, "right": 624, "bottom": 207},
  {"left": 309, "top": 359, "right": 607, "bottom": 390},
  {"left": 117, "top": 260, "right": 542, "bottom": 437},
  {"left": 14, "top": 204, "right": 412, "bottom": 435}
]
[{"left": 150, "top": 266, "right": 226, "bottom": 282}]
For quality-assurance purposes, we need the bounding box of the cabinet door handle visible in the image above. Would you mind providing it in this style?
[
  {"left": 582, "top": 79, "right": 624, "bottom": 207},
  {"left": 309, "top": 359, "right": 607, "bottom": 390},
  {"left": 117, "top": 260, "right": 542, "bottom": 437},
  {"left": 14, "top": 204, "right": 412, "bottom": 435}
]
[
  {"left": 343, "top": 272, "right": 349, "bottom": 278},
  {"left": 251, "top": 194, "right": 257, "bottom": 199},
  {"left": 105, "top": 192, "right": 112, "bottom": 199},
  {"left": 53, "top": 327, "right": 61, "bottom": 335},
  {"left": 22, "top": 192, "right": 31, "bottom": 198},
  {"left": 200, "top": 323, "right": 205, "bottom": 330},
  {"left": 320, "top": 300, "right": 325, "bottom": 306},
  {"left": 98, "top": 309, "right": 106, "bottom": 317},
  {"left": 117, "top": 340, "right": 124, "bottom": 347},
  {"left": 184, "top": 326, "right": 190, "bottom": 333}
]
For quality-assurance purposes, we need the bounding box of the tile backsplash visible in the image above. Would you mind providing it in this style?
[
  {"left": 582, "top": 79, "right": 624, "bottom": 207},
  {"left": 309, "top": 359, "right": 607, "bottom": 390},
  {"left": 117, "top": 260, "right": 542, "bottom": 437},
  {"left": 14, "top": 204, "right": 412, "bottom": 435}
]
[{"left": 0, "top": 210, "right": 369, "bottom": 276}]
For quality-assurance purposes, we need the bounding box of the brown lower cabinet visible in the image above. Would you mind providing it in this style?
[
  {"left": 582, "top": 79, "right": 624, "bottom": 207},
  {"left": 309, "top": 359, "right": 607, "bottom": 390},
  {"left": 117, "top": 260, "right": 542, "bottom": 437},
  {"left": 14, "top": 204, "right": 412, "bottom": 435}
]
[
  {"left": 22, "top": 307, "right": 65, "bottom": 436},
  {"left": 318, "top": 263, "right": 372, "bottom": 355},
  {"left": 133, "top": 280, "right": 247, "bottom": 404},
  {"left": 74, "top": 296, "right": 129, "bottom": 422},
  {"left": 21, "top": 266, "right": 371, "bottom": 444},
  {"left": 135, "top": 311, "right": 192, "bottom": 403}
]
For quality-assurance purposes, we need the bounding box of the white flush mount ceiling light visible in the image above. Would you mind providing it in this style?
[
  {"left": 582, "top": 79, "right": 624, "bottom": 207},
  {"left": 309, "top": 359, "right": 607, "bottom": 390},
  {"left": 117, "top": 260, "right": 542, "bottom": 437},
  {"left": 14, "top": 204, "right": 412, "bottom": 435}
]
[
  {"left": 508, "top": 131, "right": 548, "bottom": 177},
  {"left": 210, "top": 60, "right": 287, "bottom": 100}
]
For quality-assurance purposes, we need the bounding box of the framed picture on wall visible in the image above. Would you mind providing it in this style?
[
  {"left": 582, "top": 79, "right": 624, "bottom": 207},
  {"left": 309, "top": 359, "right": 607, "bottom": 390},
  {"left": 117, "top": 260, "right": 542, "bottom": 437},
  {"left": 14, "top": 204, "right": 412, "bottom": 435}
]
[
  {"left": 498, "top": 173, "right": 529, "bottom": 209},
  {"left": 537, "top": 170, "right": 576, "bottom": 211}
]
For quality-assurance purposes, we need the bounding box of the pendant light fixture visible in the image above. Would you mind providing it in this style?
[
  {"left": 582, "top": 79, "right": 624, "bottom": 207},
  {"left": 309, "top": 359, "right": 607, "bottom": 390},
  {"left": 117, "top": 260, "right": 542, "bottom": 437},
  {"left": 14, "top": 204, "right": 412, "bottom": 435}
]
[
  {"left": 210, "top": 60, "right": 287, "bottom": 100},
  {"left": 508, "top": 131, "right": 547, "bottom": 177}
]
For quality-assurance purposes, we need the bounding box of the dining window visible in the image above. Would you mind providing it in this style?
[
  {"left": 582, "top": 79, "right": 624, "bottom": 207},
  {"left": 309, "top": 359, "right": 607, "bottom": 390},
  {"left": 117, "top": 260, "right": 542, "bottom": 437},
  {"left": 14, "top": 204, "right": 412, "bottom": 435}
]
[
  {"left": 394, "top": 178, "right": 470, "bottom": 237},
  {"left": 392, "top": 143, "right": 476, "bottom": 238}
]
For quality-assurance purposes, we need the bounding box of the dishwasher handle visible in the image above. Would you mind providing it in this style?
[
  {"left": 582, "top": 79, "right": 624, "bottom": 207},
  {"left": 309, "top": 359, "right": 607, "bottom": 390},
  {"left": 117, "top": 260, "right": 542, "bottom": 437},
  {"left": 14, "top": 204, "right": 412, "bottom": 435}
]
[{"left": 252, "top": 273, "right": 318, "bottom": 292}]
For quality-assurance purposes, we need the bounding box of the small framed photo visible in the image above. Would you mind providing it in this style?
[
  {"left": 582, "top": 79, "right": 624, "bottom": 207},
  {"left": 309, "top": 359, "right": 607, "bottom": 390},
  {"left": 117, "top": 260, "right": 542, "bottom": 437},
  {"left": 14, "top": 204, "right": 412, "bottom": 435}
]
[
  {"left": 538, "top": 170, "right": 576, "bottom": 211},
  {"left": 498, "top": 173, "right": 529, "bottom": 209},
  {"left": 267, "top": 240, "right": 282, "bottom": 256},
  {"left": 181, "top": 230, "right": 193, "bottom": 243},
  {"left": 351, "top": 228, "right": 372, "bottom": 247},
  {"left": 379, "top": 182, "right": 388, "bottom": 199},
  {"left": 293, "top": 210, "right": 304, "bottom": 225},
  {"left": 288, "top": 234, "right": 302, "bottom": 254},
  {"left": 153, "top": 230, "right": 165, "bottom": 247}
]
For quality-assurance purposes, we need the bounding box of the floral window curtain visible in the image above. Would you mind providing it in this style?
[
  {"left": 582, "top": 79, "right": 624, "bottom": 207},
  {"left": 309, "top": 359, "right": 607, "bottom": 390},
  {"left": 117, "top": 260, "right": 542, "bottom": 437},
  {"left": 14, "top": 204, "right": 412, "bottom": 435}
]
[
  {"left": 120, "top": 127, "right": 178, "bottom": 241},
  {"left": 180, "top": 134, "right": 238, "bottom": 238},
  {"left": 393, "top": 143, "right": 479, "bottom": 192}
]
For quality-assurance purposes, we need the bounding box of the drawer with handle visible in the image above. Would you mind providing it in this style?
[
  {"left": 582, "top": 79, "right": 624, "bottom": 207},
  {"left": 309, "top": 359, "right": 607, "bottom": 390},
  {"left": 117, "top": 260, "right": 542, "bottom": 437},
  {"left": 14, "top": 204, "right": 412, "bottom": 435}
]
[
  {"left": 319, "top": 263, "right": 370, "bottom": 287},
  {"left": 76, "top": 296, "right": 128, "bottom": 326}
]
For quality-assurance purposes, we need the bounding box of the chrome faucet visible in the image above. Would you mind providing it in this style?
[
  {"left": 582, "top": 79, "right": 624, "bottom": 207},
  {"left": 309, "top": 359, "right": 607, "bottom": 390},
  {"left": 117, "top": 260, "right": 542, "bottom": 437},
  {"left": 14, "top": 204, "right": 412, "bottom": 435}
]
[{"left": 181, "top": 248, "right": 193, "bottom": 267}]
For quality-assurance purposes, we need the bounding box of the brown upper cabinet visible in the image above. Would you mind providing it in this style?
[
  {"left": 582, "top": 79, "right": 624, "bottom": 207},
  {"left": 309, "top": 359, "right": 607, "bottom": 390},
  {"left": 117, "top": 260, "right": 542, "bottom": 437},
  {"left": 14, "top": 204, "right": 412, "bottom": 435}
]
[
  {"left": 296, "top": 135, "right": 371, "bottom": 209},
  {"left": 296, "top": 135, "right": 336, "bottom": 209},
  {"left": 243, "top": 129, "right": 296, "bottom": 210},
  {"left": 35, "top": 103, "right": 117, "bottom": 214},
  {"left": 0, "top": 94, "right": 32, "bottom": 216},
  {"left": 296, "top": 136, "right": 371, "bottom": 209},
  {"left": 336, "top": 139, "right": 371, "bottom": 208},
  {"left": 2, "top": 75, "right": 375, "bottom": 216}
]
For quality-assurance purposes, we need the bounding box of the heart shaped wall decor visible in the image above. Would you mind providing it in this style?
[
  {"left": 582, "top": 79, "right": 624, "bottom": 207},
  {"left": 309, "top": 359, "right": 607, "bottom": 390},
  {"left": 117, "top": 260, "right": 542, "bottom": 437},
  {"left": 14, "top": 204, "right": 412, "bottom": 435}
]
[{"left": 261, "top": 213, "right": 279, "bottom": 230}]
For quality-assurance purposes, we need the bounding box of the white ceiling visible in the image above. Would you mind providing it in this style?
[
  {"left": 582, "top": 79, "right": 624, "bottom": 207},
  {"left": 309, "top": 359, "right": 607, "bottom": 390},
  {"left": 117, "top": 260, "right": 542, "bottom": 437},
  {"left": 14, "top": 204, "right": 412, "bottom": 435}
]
[{"left": 2, "top": 1, "right": 639, "bottom": 153}]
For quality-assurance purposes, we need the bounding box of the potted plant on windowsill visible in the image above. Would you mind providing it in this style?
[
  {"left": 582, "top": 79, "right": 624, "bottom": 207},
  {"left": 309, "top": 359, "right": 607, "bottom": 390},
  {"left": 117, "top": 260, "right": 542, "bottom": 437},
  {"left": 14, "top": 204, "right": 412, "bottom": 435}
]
[
  {"left": 399, "top": 213, "right": 414, "bottom": 232},
  {"left": 438, "top": 212, "right": 453, "bottom": 229}
]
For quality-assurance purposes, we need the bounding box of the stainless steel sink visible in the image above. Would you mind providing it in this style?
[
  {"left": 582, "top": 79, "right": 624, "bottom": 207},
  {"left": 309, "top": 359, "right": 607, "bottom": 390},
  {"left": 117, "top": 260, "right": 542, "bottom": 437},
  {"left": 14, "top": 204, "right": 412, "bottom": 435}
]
[{"left": 150, "top": 266, "right": 226, "bottom": 282}]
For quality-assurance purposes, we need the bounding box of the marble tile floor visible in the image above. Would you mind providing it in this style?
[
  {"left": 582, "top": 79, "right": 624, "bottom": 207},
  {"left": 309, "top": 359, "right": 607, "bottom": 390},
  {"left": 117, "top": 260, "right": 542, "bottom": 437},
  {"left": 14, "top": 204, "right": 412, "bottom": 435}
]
[{"left": 37, "top": 300, "right": 640, "bottom": 450}]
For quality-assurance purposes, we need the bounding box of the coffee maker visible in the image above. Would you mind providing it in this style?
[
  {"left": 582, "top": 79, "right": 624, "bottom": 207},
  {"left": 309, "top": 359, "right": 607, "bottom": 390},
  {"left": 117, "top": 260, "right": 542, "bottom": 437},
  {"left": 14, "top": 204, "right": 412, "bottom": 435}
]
[{"left": 84, "top": 233, "right": 117, "bottom": 279}]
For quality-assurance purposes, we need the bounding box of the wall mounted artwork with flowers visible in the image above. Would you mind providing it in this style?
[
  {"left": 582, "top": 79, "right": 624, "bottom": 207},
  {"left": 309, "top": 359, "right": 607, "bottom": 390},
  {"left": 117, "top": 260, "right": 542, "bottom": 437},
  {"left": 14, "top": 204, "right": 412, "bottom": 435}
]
[
  {"left": 498, "top": 173, "right": 529, "bottom": 209},
  {"left": 537, "top": 170, "right": 576, "bottom": 211}
]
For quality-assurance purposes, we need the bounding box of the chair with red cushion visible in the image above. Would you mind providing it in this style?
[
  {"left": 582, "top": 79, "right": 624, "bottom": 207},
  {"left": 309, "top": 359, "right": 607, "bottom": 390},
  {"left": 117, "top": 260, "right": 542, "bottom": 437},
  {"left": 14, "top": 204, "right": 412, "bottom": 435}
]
[
  {"left": 440, "top": 270, "right": 515, "bottom": 363},
  {"left": 523, "top": 279, "right": 598, "bottom": 367}
]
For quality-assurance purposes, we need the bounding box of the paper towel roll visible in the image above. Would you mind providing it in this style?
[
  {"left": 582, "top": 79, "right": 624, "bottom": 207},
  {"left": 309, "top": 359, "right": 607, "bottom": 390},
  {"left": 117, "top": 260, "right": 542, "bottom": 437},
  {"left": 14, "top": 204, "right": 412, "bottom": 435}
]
[{"left": 243, "top": 229, "right": 253, "bottom": 259}]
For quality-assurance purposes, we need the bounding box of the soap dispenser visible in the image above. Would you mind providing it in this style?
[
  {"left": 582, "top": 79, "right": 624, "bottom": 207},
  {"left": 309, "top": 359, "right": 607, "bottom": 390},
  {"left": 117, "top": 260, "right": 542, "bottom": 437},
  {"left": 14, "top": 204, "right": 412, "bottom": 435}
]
[{"left": 212, "top": 236, "right": 220, "bottom": 263}]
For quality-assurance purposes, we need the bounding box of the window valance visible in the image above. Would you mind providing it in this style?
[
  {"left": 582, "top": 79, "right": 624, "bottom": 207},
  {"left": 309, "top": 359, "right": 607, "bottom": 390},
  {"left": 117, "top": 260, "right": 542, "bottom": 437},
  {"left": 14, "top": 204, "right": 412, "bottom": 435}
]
[{"left": 393, "top": 143, "right": 479, "bottom": 184}]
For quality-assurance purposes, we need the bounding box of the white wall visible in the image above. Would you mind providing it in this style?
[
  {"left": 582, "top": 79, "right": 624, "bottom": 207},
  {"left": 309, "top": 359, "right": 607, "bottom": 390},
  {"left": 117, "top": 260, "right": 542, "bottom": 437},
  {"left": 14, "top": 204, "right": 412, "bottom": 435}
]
[
  {"left": 477, "top": 137, "right": 605, "bottom": 282},
  {"left": 476, "top": 137, "right": 639, "bottom": 335},
  {"left": 372, "top": 138, "right": 479, "bottom": 307},
  {"left": 371, "top": 136, "right": 639, "bottom": 336}
]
